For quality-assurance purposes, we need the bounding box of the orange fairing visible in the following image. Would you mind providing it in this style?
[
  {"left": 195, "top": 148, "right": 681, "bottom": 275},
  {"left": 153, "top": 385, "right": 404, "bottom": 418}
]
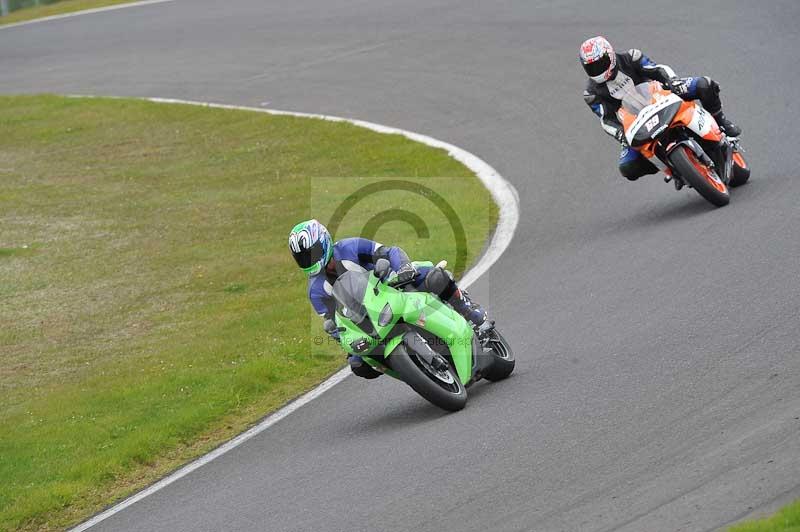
[
  {"left": 673, "top": 101, "right": 697, "bottom": 128},
  {"left": 618, "top": 105, "right": 656, "bottom": 157},
  {"left": 617, "top": 107, "right": 637, "bottom": 132},
  {"left": 702, "top": 122, "right": 723, "bottom": 142},
  {"left": 637, "top": 140, "right": 657, "bottom": 159},
  {"left": 673, "top": 101, "right": 724, "bottom": 142},
  {"left": 619, "top": 84, "right": 681, "bottom": 159}
]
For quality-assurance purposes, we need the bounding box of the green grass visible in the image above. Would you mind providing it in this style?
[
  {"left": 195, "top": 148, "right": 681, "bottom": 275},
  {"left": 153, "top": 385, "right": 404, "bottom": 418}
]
[
  {"left": 729, "top": 500, "right": 800, "bottom": 532},
  {"left": 0, "top": 94, "right": 496, "bottom": 530},
  {"left": 0, "top": 0, "right": 135, "bottom": 25}
]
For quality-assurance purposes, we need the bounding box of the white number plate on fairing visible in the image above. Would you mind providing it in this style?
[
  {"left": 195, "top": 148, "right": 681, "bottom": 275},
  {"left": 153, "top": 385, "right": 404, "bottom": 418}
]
[{"left": 626, "top": 93, "right": 683, "bottom": 145}]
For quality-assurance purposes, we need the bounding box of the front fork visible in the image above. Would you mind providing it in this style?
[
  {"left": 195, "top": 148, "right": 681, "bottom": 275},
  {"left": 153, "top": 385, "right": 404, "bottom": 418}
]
[
  {"left": 714, "top": 139, "right": 734, "bottom": 185},
  {"left": 659, "top": 135, "right": 733, "bottom": 185}
]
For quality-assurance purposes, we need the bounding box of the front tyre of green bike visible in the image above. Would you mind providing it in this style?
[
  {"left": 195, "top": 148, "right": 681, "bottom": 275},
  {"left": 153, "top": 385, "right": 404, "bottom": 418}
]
[
  {"left": 482, "top": 329, "right": 515, "bottom": 382},
  {"left": 389, "top": 334, "right": 467, "bottom": 412}
]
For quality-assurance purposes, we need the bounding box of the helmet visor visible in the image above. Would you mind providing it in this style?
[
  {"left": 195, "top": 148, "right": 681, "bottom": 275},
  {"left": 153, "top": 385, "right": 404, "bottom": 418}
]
[
  {"left": 292, "top": 240, "right": 325, "bottom": 269},
  {"left": 583, "top": 54, "right": 611, "bottom": 78}
]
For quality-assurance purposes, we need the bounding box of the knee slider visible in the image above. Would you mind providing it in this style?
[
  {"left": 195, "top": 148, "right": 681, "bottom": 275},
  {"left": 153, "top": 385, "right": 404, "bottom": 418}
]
[
  {"left": 694, "top": 76, "right": 719, "bottom": 96},
  {"left": 619, "top": 163, "right": 641, "bottom": 181},
  {"left": 351, "top": 364, "right": 381, "bottom": 379},
  {"left": 694, "top": 76, "right": 710, "bottom": 91}
]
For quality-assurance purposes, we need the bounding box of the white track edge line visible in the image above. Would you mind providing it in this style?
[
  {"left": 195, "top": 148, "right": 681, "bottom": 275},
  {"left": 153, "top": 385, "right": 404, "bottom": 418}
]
[
  {"left": 0, "top": 0, "right": 175, "bottom": 30},
  {"left": 68, "top": 95, "right": 520, "bottom": 531}
]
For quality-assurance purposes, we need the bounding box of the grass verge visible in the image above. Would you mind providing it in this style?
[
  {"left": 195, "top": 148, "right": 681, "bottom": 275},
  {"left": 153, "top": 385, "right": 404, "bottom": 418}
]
[
  {"left": 729, "top": 500, "right": 800, "bottom": 532},
  {"left": 0, "top": 0, "right": 136, "bottom": 25},
  {"left": 0, "top": 94, "right": 497, "bottom": 530}
]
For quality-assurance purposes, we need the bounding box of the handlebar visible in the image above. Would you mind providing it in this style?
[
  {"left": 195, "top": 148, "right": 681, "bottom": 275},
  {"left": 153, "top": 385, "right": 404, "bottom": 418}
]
[{"left": 387, "top": 273, "right": 418, "bottom": 289}]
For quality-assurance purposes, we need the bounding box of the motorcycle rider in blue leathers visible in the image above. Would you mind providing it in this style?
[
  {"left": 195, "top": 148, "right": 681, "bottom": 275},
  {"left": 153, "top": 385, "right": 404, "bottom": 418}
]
[
  {"left": 579, "top": 36, "right": 741, "bottom": 183},
  {"left": 288, "top": 219, "right": 492, "bottom": 379}
]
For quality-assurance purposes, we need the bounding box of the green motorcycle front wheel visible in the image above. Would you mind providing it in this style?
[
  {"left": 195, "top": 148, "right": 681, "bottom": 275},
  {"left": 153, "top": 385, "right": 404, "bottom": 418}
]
[
  {"left": 390, "top": 337, "right": 467, "bottom": 412},
  {"left": 481, "top": 329, "right": 515, "bottom": 382}
]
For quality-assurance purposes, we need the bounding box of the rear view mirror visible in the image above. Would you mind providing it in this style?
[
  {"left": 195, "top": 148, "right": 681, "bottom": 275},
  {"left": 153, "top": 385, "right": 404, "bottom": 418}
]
[{"left": 374, "top": 258, "right": 391, "bottom": 282}]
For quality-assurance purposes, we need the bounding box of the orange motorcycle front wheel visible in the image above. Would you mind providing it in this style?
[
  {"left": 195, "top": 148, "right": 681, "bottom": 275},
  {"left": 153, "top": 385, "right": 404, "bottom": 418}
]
[{"left": 669, "top": 146, "right": 730, "bottom": 207}]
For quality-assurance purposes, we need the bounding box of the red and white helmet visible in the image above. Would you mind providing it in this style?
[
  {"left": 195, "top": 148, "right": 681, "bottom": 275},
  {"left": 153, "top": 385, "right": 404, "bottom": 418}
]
[{"left": 580, "top": 36, "right": 617, "bottom": 83}]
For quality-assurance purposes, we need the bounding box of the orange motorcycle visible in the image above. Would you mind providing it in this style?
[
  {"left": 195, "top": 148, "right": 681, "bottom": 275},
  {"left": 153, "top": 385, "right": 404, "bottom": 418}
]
[{"left": 617, "top": 81, "right": 749, "bottom": 207}]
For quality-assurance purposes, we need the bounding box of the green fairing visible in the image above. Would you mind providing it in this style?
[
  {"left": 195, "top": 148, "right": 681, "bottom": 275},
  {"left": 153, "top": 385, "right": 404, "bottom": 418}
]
[{"left": 334, "top": 262, "right": 475, "bottom": 385}]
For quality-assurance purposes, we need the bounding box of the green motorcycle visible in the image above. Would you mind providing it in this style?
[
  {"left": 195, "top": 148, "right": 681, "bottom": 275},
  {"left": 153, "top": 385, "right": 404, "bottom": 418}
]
[{"left": 329, "top": 258, "right": 514, "bottom": 412}]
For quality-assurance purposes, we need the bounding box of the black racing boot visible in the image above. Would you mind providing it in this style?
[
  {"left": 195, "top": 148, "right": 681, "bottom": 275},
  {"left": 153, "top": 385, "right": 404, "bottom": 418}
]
[
  {"left": 713, "top": 111, "right": 741, "bottom": 137},
  {"left": 447, "top": 288, "right": 494, "bottom": 336}
]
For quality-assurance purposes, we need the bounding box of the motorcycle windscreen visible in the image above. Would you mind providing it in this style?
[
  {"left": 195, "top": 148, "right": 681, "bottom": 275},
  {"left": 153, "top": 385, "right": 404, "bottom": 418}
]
[
  {"left": 332, "top": 271, "right": 370, "bottom": 323},
  {"left": 621, "top": 82, "right": 657, "bottom": 116}
]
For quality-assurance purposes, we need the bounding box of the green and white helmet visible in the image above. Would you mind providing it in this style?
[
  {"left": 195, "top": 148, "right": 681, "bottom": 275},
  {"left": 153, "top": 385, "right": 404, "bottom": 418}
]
[{"left": 288, "top": 219, "right": 333, "bottom": 276}]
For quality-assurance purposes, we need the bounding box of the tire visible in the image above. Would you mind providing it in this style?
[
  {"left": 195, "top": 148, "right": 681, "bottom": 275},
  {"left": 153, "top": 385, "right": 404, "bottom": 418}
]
[
  {"left": 481, "top": 329, "right": 515, "bottom": 382},
  {"left": 729, "top": 150, "right": 751, "bottom": 187},
  {"left": 389, "top": 334, "right": 467, "bottom": 412},
  {"left": 669, "top": 145, "right": 730, "bottom": 207}
]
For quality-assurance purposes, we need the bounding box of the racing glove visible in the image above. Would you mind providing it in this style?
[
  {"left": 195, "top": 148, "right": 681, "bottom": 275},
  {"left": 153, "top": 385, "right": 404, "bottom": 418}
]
[
  {"left": 663, "top": 77, "right": 690, "bottom": 96},
  {"left": 396, "top": 262, "right": 417, "bottom": 284},
  {"left": 323, "top": 318, "right": 340, "bottom": 340}
]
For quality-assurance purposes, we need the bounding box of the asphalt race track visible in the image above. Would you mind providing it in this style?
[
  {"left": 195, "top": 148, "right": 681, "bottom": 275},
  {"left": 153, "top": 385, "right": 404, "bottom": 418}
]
[{"left": 3, "top": 1, "right": 800, "bottom": 531}]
